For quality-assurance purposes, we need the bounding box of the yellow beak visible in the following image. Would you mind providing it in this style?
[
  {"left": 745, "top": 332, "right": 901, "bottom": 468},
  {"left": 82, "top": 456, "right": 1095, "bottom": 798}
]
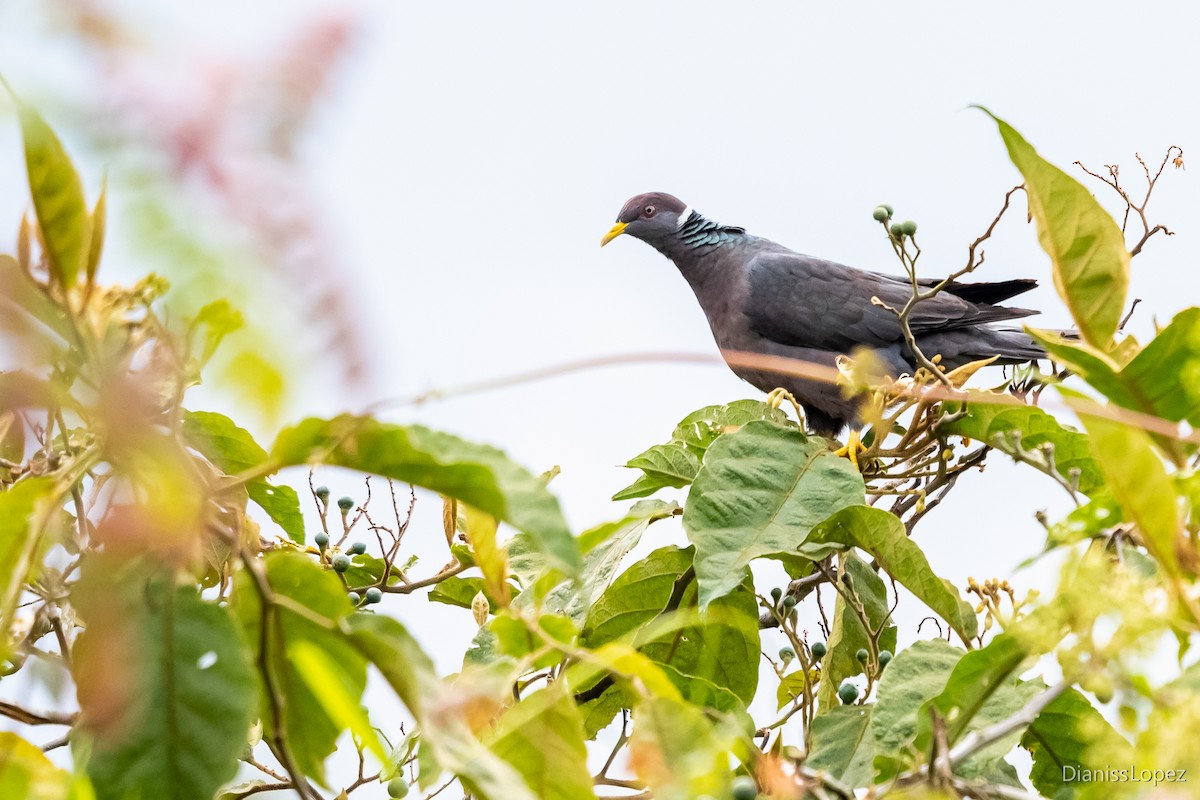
[{"left": 600, "top": 221, "right": 628, "bottom": 247}]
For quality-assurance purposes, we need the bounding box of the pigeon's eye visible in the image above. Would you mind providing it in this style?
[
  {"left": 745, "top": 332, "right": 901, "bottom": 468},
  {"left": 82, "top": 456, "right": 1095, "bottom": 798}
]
[{"left": 644, "top": 205, "right": 656, "bottom": 217}]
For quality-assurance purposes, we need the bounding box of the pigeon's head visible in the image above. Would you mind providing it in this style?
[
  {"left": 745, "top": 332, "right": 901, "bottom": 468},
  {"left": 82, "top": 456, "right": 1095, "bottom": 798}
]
[{"left": 601, "top": 192, "right": 692, "bottom": 248}]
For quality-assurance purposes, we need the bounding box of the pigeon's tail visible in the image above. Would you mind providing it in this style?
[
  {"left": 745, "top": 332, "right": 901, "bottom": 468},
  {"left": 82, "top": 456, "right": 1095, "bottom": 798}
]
[{"left": 916, "top": 325, "right": 1063, "bottom": 368}]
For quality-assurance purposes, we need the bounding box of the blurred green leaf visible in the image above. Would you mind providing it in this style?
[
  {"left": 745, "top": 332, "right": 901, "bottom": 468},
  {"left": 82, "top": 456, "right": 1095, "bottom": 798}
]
[
  {"left": 291, "top": 639, "right": 386, "bottom": 762},
  {"left": 683, "top": 421, "right": 864, "bottom": 609},
  {"left": 628, "top": 697, "right": 742, "bottom": 800},
  {"left": 14, "top": 99, "right": 91, "bottom": 289},
  {"left": 1021, "top": 688, "right": 1132, "bottom": 798},
  {"left": 233, "top": 551, "right": 364, "bottom": 785},
  {"left": 803, "top": 506, "right": 978, "bottom": 642},
  {"left": 182, "top": 411, "right": 305, "bottom": 543},
  {"left": 73, "top": 560, "right": 256, "bottom": 800},
  {"left": 1073, "top": 393, "right": 1184, "bottom": 576},
  {"left": 980, "top": 109, "right": 1129, "bottom": 347},
  {"left": 86, "top": 179, "right": 105, "bottom": 286},
  {"left": 343, "top": 613, "right": 439, "bottom": 720},
  {"left": 0, "top": 478, "right": 56, "bottom": 645},
  {"left": 816, "top": 552, "right": 897, "bottom": 711},
  {"left": 271, "top": 416, "right": 579, "bottom": 576},
  {"left": 0, "top": 731, "right": 88, "bottom": 800},
  {"left": 463, "top": 505, "right": 510, "bottom": 608},
  {"left": 943, "top": 395, "right": 1104, "bottom": 494},
  {"left": 190, "top": 300, "right": 244, "bottom": 367},
  {"left": 487, "top": 684, "right": 596, "bottom": 800},
  {"left": 806, "top": 705, "right": 875, "bottom": 786},
  {"left": 0, "top": 255, "right": 73, "bottom": 342}
]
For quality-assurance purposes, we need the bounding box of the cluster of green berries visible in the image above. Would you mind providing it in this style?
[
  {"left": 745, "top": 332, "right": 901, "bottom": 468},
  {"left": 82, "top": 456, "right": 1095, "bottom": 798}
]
[
  {"left": 314, "top": 486, "right": 355, "bottom": 514},
  {"left": 872, "top": 204, "right": 917, "bottom": 238},
  {"left": 348, "top": 587, "right": 383, "bottom": 606}
]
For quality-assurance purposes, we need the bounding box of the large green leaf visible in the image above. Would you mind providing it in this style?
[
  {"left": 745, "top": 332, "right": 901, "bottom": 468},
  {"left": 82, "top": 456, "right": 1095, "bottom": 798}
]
[
  {"left": 816, "top": 553, "right": 896, "bottom": 712},
  {"left": 271, "top": 415, "right": 579, "bottom": 575},
  {"left": 72, "top": 559, "right": 256, "bottom": 800},
  {"left": 683, "top": 421, "right": 864, "bottom": 608},
  {"left": 805, "top": 705, "right": 875, "bottom": 786},
  {"left": 920, "top": 633, "right": 1028, "bottom": 748},
  {"left": 183, "top": 411, "right": 305, "bottom": 543},
  {"left": 1117, "top": 307, "right": 1200, "bottom": 426},
  {"left": 0, "top": 732, "right": 86, "bottom": 800},
  {"left": 487, "top": 685, "right": 596, "bottom": 800},
  {"left": 0, "top": 256, "right": 73, "bottom": 342},
  {"left": 802, "top": 506, "right": 978, "bottom": 642},
  {"left": 342, "top": 613, "right": 439, "bottom": 720},
  {"left": 0, "top": 478, "right": 57, "bottom": 644},
  {"left": 1021, "top": 688, "right": 1133, "bottom": 798},
  {"left": 233, "top": 551, "right": 364, "bottom": 785},
  {"left": 581, "top": 546, "right": 759, "bottom": 704},
  {"left": 942, "top": 395, "right": 1104, "bottom": 494},
  {"left": 873, "top": 639, "right": 963, "bottom": 757},
  {"left": 980, "top": 109, "right": 1129, "bottom": 347},
  {"left": 15, "top": 99, "right": 91, "bottom": 289}
]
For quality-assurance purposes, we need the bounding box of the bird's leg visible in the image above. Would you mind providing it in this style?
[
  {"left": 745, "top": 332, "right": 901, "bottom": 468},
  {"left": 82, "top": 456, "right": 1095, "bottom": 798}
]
[
  {"left": 834, "top": 429, "right": 867, "bottom": 472},
  {"left": 765, "top": 388, "right": 804, "bottom": 423}
]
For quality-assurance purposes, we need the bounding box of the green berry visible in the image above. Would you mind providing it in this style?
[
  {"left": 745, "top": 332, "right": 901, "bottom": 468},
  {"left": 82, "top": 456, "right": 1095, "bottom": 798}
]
[
  {"left": 337, "top": 496, "right": 354, "bottom": 512},
  {"left": 810, "top": 641, "right": 827, "bottom": 659},
  {"left": 882, "top": 204, "right": 894, "bottom": 216},
  {"left": 347, "top": 591, "right": 361, "bottom": 606},
  {"left": 890, "top": 222, "right": 906, "bottom": 238},
  {"left": 878, "top": 650, "right": 893, "bottom": 666},
  {"left": 838, "top": 682, "right": 859, "bottom": 704},
  {"left": 387, "top": 778, "right": 409, "bottom": 798},
  {"left": 770, "top": 587, "right": 783, "bottom": 602},
  {"left": 314, "top": 532, "right": 329, "bottom": 549},
  {"left": 349, "top": 541, "right": 367, "bottom": 555},
  {"left": 332, "top": 553, "right": 351, "bottom": 573},
  {"left": 782, "top": 594, "right": 797, "bottom": 609},
  {"left": 315, "top": 486, "right": 330, "bottom": 501},
  {"left": 900, "top": 220, "right": 918, "bottom": 236},
  {"left": 731, "top": 775, "right": 757, "bottom": 800},
  {"left": 365, "top": 587, "right": 383, "bottom": 604},
  {"left": 872, "top": 206, "right": 890, "bottom": 222},
  {"left": 856, "top": 648, "right": 869, "bottom": 663},
  {"left": 778, "top": 646, "right": 796, "bottom": 663}
]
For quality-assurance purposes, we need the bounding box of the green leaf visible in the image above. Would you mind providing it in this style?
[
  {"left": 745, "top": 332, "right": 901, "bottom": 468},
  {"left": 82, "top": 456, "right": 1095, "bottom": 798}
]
[
  {"left": 233, "top": 551, "right": 365, "bottom": 785},
  {"left": 543, "top": 500, "right": 679, "bottom": 623},
  {"left": 581, "top": 546, "right": 760, "bottom": 704},
  {"left": 271, "top": 415, "right": 579, "bottom": 576},
  {"left": 487, "top": 685, "right": 596, "bottom": 800},
  {"left": 1022, "top": 688, "right": 1133, "bottom": 797},
  {"left": 0, "top": 478, "right": 57, "bottom": 645},
  {"left": 816, "top": 552, "right": 896, "bottom": 712},
  {"left": 803, "top": 506, "right": 978, "bottom": 642},
  {"left": 85, "top": 178, "right": 105, "bottom": 285},
  {"left": 342, "top": 613, "right": 439, "bottom": 719},
  {"left": 873, "top": 639, "right": 963, "bottom": 757},
  {"left": 613, "top": 400, "right": 791, "bottom": 500},
  {"left": 73, "top": 559, "right": 257, "bottom": 800},
  {"left": 683, "top": 421, "right": 864, "bottom": 608},
  {"left": 0, "top": 732, "right": 85, "bottom": 800},
  {"left": 15, "top": 99, "right": 91, "bottom": 289},
  {"left": 1117, "top": 307, "right": 1200, "bottom": 426},
  {"left": 806, "top": 705, "right": 875, "bottom": 785},
  {"left": 183, "top": 411, "right": 305, "bottom": 543},
  {"left": 429, "top": 576, "right": 496, "bottom": 610},
  {"left": 613, "top": 443, "right": 700, "bottom": 501},
  {"left": 290, "top": 639, "right": 386, "bottom": 762},
  {"left": 463, "top": 505, "right": 510, "bottom": 608},
  {"left": 776, "top": 668, "right": 819, "bottom": 711},
  {"left": 1072, "top": 393, "right": 1184, "bottom": 576},
  {"left": 921, "top": 633, "right": 1028, "bottom": 747},
  {"left": 979, "top": 109, "right": 1129, "bottom": 347},
  {"left": 190, "top": 300, "right": 245, "bottom": 367},
  {"left": 942, "top": 395, "right": 1104, "bottom": 494},
  {"left": 0, "top": 255, "right": 73, "bottom": 342}
]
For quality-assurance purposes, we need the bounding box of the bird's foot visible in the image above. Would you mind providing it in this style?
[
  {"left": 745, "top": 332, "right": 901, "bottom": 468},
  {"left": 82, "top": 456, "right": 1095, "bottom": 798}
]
[
  {"left": 765, "top": 388, "right": 804, "bottom": 422},
  {"left": 834, "top": 429, "right": 868, "bottom": 472}
]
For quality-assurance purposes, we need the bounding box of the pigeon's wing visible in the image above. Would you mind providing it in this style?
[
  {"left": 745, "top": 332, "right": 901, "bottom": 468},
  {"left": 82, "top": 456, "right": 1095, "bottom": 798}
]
[{"left": 745, "top": 251, "right": 1036, "bottom": 351}]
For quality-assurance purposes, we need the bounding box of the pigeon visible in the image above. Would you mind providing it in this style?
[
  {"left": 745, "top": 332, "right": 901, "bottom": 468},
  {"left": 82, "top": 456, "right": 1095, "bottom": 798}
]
[{"left": 601, "top": 192, "right": 1044, "bottom": 436}]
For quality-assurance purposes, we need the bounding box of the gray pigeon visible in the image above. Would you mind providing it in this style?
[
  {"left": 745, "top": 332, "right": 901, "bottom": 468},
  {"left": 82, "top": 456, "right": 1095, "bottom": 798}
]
[{"left": 601, "top": 192, "right": 1044, "bottom": 436}]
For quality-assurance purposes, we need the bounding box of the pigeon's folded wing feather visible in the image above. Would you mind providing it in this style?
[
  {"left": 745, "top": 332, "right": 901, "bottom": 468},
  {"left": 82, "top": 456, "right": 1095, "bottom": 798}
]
[{"left": 744, "top": 252, "right": 1036, "bottom": 351}]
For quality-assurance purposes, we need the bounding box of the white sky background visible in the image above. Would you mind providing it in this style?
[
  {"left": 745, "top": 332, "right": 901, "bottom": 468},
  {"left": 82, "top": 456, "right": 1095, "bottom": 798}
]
[{"left": 2, "top": 0, "right": 1199, "bottom": 792}]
